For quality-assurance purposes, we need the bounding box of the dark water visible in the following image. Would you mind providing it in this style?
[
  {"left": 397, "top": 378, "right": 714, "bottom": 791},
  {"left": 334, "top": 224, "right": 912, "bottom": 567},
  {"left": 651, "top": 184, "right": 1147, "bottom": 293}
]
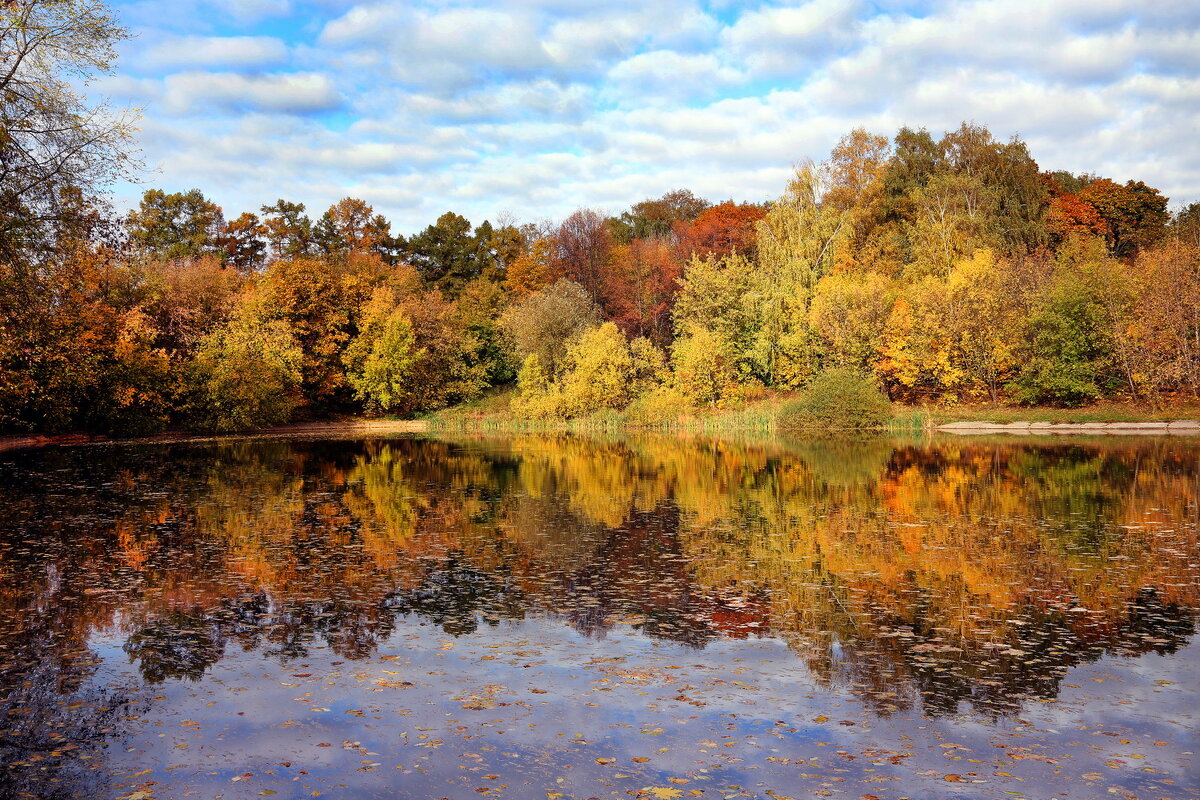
[{"left": 0, "top": 434, "right": 1197, "bottom": 800}]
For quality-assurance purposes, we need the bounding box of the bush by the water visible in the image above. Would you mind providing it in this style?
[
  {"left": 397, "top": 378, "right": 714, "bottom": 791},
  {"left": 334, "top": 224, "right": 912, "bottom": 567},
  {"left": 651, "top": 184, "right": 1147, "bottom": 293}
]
[{"left": 778, "top": 369, "right": 892, "bottom": 430}]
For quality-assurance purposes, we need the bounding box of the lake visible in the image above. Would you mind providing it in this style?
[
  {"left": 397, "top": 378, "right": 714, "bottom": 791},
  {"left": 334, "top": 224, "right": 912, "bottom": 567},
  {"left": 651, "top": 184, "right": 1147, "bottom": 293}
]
[{"left": 0, "top": 434, "right": 1196, "bottom": 800}]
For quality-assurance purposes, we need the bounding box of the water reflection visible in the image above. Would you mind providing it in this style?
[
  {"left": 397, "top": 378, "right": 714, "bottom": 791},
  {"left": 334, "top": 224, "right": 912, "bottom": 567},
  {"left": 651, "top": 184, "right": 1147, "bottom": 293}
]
[{"left": 0, "top": 434, "right": 1197, "bottom": 797}]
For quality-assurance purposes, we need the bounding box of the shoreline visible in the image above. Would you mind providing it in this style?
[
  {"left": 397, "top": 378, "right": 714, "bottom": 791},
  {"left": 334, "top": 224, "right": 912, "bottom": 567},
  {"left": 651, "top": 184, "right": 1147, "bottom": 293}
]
[
  {"left": 5, "top": 415, "right": 1200, "bottom": 453},
  {"left": 0, "top": 419, "right": 430, "bottom": 453}
]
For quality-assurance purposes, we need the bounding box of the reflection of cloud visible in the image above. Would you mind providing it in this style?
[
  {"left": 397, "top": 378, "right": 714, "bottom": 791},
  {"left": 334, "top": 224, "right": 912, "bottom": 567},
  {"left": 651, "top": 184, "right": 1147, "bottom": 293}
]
[{"left": 106, "top": 0, "right": 1200, "bottom": 229}]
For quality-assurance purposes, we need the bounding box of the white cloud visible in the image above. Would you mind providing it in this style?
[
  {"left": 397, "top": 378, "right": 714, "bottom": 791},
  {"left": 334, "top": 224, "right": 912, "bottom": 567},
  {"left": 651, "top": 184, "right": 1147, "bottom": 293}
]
[
  {"left": 605, "top": 51, "right": 743, "bottom": 104},
  {"left": 722, "top": 0, "right": 866, "bottom": 76},
  {"left": 108, "top": 0, "right": 1200, "bottom": 231},
  {"left": 162, "top": 71, "right": 343, "bottom": 114},
  {"left": 140, "top": 36, "right": 288, "bottom": 71}
]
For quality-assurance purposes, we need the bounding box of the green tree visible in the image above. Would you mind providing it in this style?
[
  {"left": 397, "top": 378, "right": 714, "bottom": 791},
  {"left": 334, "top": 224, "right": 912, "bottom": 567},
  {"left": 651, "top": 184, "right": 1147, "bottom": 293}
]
[
  {"left": 453, "top": 277, "right": 515, "bottom": 386},
  {"left": 344, "top": 287, "right": 419, "bottom": 413},
  {"left": 402, "top": 212, "right": 500, "bottom": 295},
  {"left": 778, "top": 368, "right": 892, "bottom": 430},
  {"left": 126, "top": 189, "right": 224, "bottom": 261},
  {"left": 1013, "top": 240, "right": 1122, "bottom": 406},
  {"left": 260, "top": 200, "right": 315, "bottom": 261}
]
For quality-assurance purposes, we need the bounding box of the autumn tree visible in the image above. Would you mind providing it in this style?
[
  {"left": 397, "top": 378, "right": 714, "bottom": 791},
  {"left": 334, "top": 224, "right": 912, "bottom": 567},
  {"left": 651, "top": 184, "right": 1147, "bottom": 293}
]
[
  {"left": 553, "top": 322, "right": 637, "bottom": 416},
  {"left": 314, "top": 197, "right": 392, "bottom": 260},
  {"left": 501, "top": 279, "right": 600, "bottom": 374},
  {"left": 1172, "top": 203, "right": 1200, "bottom": 250},
  {"left": 610, "top": 189, "right": 710, "bottom": 242},
  {"left": 190, "top": 293, "right": 304, "bottom": 431},
  {"left": 672, "top": 326, "right": 740, "bottom": 408},
  {"left": 0, "top": 0, "right": 138, "bottom": 269},
  {"left": 217, "top": 212, "right": 268, "bottom": 273},
  {"left": 0, "top": 191, "right": 172, "bottom": 434},
  {"left": 259, "top": 257, "right": 354, "bottom": 410},
  {"left": 343, "top": 287, "right": 418, "bottom": 413},
  {"left": 1045, "top": 194, "right": 1109, "bottom": 244},
  {"left": 552, "top": 209, "right": 613, "bottom": 304},
  {"left": 514, "top": 322, "right": 668, "bottom": 418},
  {"left": 604, "top": 237, "right": 680, "bottom": 345},
  {"left": 1130, "top": 239, "right": 1200, "bottom": 395},
  {"left": 752, "top": 164, "right": 844, "bottom": 385},
  {"left": 140, "top": 255, "right": 243, "bottom": 355},
  {"left": 671, "top": 252, "right": 758, "bottom": 380},
  {"left": 674, "top": 201, "right": 767, "bottom": 261},
  {"left": 505, "top": 236, "right": 561, "bottom": 297},
  {"left": 1079, "top": 179, "right": 1169, "bottom": 257},
  {"left": 809, "top": 272, "right": 894, "bottom": 372},
  {"left": 260, "top": 200, "right": 315, "bottom": 262}
]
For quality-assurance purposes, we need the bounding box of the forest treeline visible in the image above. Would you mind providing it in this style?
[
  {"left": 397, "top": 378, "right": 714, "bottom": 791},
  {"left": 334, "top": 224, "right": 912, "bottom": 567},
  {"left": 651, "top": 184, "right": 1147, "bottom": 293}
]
[
  {"left": 5, "top": 124, "right": 1200, "bottom": 434},
  {"left": 4, "top": 3, "right": 1200, "bottom": 434}
]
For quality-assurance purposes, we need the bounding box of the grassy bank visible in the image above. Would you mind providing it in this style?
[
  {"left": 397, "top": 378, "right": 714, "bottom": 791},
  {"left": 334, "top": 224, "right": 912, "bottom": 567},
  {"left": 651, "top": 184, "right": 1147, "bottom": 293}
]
[{"left": 423, "top": 390, "right": 1200, "bottom": 434}]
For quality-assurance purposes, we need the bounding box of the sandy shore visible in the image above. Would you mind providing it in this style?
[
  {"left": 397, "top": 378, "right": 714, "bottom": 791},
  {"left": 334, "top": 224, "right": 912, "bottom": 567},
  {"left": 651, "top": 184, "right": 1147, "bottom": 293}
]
[{"left": 935, "top": 420, "right": 1200, "bottom": 435}]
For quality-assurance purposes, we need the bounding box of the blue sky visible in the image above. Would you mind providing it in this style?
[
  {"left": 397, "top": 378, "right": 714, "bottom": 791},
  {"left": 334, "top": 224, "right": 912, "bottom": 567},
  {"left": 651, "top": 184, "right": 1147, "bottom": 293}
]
[{"left": 99, "top": 0, "right": 1200, "bottom": 234}]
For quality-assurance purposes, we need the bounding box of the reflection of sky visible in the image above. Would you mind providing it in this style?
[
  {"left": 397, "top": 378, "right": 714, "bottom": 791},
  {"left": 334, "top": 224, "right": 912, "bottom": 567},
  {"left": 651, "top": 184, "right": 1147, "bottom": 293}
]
[{"left": 91, "top": 617, "right": 1199, "bottom": 800}]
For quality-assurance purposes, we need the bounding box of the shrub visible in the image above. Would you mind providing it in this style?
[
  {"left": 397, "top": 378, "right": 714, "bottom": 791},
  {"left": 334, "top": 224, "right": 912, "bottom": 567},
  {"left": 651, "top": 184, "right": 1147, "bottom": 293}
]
[
  {"left": 778, "top": 368, "right": 892, "bottom": 430},
  {"left": 624, "top": 386, "right": 693, "bottom": 426}
]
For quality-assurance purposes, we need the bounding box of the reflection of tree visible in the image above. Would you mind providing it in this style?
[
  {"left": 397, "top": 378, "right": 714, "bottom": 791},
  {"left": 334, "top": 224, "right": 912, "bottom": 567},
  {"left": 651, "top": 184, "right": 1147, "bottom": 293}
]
[
  {"left": 0, "top": 433, "right": 1197, "bottom": 752},
  {"left": 0, "top": 450, "right": 147, "bottom": 799},
  {"left": 124, "top": 611, "right": 226, "bottom": 682},
  {"left": 386, "top": 553, "right": 526, "bottom": 636}
]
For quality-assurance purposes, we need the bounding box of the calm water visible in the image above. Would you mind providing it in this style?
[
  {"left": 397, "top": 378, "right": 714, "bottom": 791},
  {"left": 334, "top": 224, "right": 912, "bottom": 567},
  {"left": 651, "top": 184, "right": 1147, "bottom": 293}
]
[{"left": 0, "top": 434, "right": 1197, "bottom": 800}]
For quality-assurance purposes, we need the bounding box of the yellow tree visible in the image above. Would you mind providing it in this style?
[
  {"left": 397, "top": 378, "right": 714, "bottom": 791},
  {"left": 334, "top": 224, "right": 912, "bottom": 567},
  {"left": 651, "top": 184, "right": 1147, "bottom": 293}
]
[
  {"left": 809, "top": 272, "right": 895, "bottom": 371},
  {"left": 943, "top": 250, "right": 1019, "bottom": 402},
  {"left": 753, "top": 163, "right": 848, "bottom": 386}
]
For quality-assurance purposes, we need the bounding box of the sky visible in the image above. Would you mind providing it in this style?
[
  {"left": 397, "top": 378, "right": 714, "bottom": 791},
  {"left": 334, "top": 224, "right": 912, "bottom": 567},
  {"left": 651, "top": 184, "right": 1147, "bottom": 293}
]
[{"left": 99, "top": 0, "right": 1200, "bottom": 235}]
